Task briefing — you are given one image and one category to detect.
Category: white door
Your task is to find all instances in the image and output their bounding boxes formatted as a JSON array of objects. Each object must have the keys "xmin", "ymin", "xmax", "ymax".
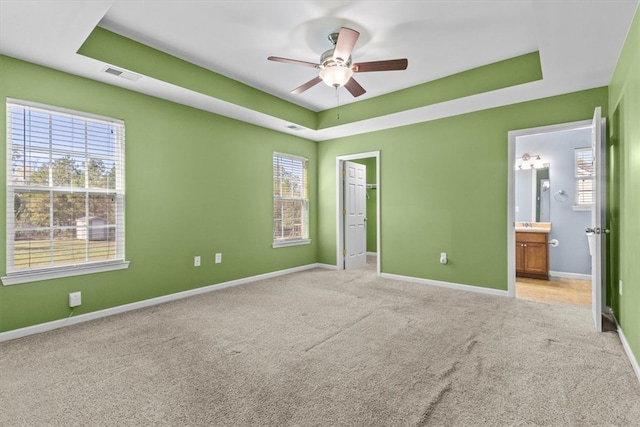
[
  {"xmin": 344, "ymin": 161, "xmax": 367, "ymax": 269},
  {"xmin": 589, "ymin": 106, "xmax": 606, "ymax": 332}
]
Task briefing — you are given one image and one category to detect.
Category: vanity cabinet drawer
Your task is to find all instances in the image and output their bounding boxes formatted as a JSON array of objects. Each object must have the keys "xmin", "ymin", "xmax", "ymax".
[{"xmin": 516, "ymin": 232, "xmax": 547, "ymax": 243}]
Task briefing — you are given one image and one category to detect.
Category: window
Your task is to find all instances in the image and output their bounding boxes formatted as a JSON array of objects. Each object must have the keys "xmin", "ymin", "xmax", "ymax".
[
  {"xmin": 3, "ymin": 100, "xmax": 127, "ymax": 285},
  {"xmin": 575, "ymin": 147, "xmax": 594, "ymax": 209},
  {"xmin": 273, "ymin": 152, "xmax": 309, "ymax": 247}
]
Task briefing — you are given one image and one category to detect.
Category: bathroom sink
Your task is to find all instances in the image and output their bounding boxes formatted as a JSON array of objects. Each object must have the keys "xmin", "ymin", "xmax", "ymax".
[
  {"xmin": 515, "ymin": 227, "xmax": 549, "ymax": 233},
  {"xmin": 515, "ymin": 222, "xmax": 551, "ymax": 233}
]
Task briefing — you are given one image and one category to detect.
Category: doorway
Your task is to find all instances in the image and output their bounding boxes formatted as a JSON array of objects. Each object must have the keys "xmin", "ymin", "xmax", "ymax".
[
  {"xmin": 336, "ymin": 151, "xmax": 381, "ymax": 275},
  {"xmin": 508, "ymin": 112, "xmax": 606, "ymax": 331}
]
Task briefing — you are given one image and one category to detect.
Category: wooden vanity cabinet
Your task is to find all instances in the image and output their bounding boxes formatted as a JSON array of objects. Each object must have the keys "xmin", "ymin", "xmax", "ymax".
[{"xmin": 516, "ymin": 232, "xmax": 549, "ymax": 280}]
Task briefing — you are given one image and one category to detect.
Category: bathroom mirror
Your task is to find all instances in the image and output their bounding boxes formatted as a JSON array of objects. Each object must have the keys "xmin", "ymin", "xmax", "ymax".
[{"xmin": 515, "ymin": 166, "xmax": 550, "ymax": 223}]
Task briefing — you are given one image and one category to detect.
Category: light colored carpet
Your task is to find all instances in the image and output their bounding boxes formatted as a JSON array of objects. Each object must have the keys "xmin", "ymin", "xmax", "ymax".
[{"xmin": 1, "ymin": 262, "xmax": 639, "ymax": 426}]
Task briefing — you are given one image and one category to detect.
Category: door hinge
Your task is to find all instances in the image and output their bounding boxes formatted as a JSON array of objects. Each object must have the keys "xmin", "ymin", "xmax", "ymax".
[
  {"xmin": 342, "ymin": 209, "xmax": 346, "ymax": 216},
  {"xmin": 342, "ymin": 169, "xmax": 346, "ymax": 176},
  {"xmin": 343, "ymin": 249, "xmax": 347, "ymax": 255}
]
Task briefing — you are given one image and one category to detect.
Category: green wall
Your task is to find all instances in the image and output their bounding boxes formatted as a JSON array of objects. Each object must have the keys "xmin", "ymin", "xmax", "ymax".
[
  {"xmin": 78, "ymin": 27, "xmax": 317, "ymax": 130},
  {"xmin": 317, "ymin": 51, "xmax": 543, "ymax": 129},
  {"xmin": 608, "ymin": 6, "xmax": 640, "ymax": 372},
  {"xmin": 79, "ymin": 28, "xmax": 541, "ymax": 132},
  {"xmin": 0, "ymin": 55, "xmax": 317, "ymax": 332},
  {"xmin": 318, "ymin": 88, "xmax": 608, "ymax": 290}
]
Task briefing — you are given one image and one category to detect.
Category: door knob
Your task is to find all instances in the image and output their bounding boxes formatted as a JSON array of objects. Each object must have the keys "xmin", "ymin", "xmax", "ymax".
[{"xmin": 585, "ymin": 227, "xmax": 611, "ymax": 234}]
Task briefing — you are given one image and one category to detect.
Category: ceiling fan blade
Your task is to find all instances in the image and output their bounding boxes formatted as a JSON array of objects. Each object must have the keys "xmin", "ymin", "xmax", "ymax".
[
  {"xmin": 291, "ymin": 76, "xmax": 323, "ymax": 94},
  {"xmin": 333, "ymin": 27, "xmax": 360, "ymax": 63},
  {"xmin": 352, "ymin": 59, "xmax": 408, "ymax": 73},
  {"xmin": 344, "ymin": 77, "xmax": 366, "ymax": 97},
  {"xmin": 268, "ymin": 56, "xmax": 320, "ymax": 68}
]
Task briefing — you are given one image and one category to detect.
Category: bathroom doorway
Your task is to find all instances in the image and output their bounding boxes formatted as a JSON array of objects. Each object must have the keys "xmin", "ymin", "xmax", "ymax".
[
  {"xmin": 508, "ymin": 110, "xmax": 607, "ymax": 331},
  {"xmin": 336, "ymin": 151, "xmax": 380, "ymax": 274},
  {"xmin": 514, "ymin": 125, "xmax": 592, "ymax": 306}
]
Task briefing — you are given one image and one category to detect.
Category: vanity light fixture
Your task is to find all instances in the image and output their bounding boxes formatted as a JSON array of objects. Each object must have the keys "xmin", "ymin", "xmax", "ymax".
[
  {"xmin": 533, "ymin": 155, "xmax": 544, "ymax": 169},
  {"xmin": 517, "ymin": 153, "xmax": 544, "ymax": 170}
]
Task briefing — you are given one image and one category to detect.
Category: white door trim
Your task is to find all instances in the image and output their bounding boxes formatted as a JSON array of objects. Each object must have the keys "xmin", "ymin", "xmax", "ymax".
[
  {"xmin": 336, "ymin": 151, "xmax": 381, "ymax": 275},
  {"xmin": 507, "ymin": 119, "xmax": 593, "ymax": 298}
]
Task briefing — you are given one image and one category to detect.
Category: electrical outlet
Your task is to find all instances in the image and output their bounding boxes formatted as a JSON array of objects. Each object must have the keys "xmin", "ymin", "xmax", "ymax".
[
  {"xmin": 194, "ymin": 256, "xmax": 201, "ymax": 267},
  {"xmin": 619, "ymin": 279, "xmax": 623, "ymax": 296},
  {"xmin": 215, "ymin": 253, "xmax": 222, "ymax": 264},
  {"xmin": 440, "ymin": 252, "xmax": 448, "ymax": 265},
  {"xmin": 69, "ymin": 292, "xmax": 82, "ymax": 308}
]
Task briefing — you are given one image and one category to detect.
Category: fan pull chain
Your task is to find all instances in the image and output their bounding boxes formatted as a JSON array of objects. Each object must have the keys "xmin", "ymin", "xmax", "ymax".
[{"xmin": 335, "ymin": 87, "xmax": 340, "ymax": 120}]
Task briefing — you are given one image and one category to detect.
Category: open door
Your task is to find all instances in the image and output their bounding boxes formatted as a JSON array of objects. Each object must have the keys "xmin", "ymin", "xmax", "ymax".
[
  {"xmin": 344, "ymin": 161, "xmax": 367, "ymax": 269},
  {"xmin": 588, "ymin": 107, "xmax": 606, "ymax": 332}
]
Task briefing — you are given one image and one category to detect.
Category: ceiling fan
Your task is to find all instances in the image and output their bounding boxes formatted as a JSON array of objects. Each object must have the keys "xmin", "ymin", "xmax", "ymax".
[{"xmin": 268, "ymin": 27, "xmax": 408, "ymax": 97}]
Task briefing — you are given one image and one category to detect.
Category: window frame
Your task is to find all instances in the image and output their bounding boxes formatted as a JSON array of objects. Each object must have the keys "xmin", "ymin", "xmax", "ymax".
[
  {"xmin": 2, "ymin": 99, "xmax": 128, "ymax": 286},
  {"xmin": 272, "ymin": 152, "xmax": 310, "ymax": 248}
]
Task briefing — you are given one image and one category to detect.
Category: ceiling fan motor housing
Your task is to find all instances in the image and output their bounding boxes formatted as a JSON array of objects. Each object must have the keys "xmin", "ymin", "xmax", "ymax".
[
  {"xmin": 320, "ymin": 48, "xmax": 352, "ymax": 69},
  {"xmin": 319, "ymin": 48, "xmax": 354, "ymax": 87}
]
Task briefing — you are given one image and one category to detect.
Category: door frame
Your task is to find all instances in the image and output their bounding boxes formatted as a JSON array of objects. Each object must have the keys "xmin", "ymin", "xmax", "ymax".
[
  {"xmin": 336, "ymin": 151, "xmax": 381, "ymax": 275},
  {"xmin": 591, "ymin": 106, "xmax": 607, "ymax": 332},
  {"xmin": 507, "ymin": 119, "xmax": 605, "ymax": 304}
]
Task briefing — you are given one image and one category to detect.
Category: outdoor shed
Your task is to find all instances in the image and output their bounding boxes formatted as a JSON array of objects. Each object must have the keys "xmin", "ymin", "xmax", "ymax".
[{"xmin": 76, "ymin": 216, "xmax": 107, "ymax": 241}]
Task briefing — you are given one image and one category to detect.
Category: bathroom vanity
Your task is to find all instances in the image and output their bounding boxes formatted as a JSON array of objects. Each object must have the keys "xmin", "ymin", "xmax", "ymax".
[{"xmin": 515, "ymin": 223, "xmax": 551, "ymax": 280}]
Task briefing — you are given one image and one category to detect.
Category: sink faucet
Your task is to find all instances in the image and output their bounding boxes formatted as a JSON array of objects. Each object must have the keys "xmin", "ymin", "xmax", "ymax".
[{"xmin": 523, "ymin": 222, "xmax": 532, "ymax": 227}]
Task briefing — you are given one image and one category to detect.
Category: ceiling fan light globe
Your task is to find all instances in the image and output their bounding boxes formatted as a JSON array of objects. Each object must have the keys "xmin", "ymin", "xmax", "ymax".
[{"xmin": 319, "ymin": 66, "xmax": 353, "ymax": 88}]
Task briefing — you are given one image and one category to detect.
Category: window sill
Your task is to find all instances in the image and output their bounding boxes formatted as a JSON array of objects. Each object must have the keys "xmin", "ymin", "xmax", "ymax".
[
  {"xmin": 572, "ymin": 204, "xmax": 593, "ymax": 211},
  {"xmin": 272, "ymin": 239, "xmax": 311, "ymax": 248},
  {"xmin": 1, "ymin": 261, "xmax": 130, "ymax": 286}
]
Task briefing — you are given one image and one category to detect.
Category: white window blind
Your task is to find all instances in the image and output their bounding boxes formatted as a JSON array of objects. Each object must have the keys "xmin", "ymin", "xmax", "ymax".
[
  {"xmin": 575, "ymin": 148, "xmax": 594, "ymax": 206},
  {"xmin": 273, "ymin": 152, "xmax": 309, "ymax": 246},
  {"xmin": 5, "ymin": 100, "xmax": 125, "ymax": 278}
]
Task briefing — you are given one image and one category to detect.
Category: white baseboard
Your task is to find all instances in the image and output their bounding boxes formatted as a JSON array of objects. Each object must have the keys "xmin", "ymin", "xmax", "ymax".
[
  {"xmin": 610, "ymin": 312, "xmax": 640, "ymax": 384},
  {"xmin": 316, "ymin": 263, "xmax": 340, "ymax": 270},
  {"xmin": 0, "ymin": 263, "xmax": 323, "ymax": 343},
  {"xmin": 549, "ymin": 271, "xmax": 591, "ymax": 280},
  {"xmin": 379, "ymin": 273, "xmax": 509, "ymax": 298},
  {"xmin": 618, "ymin": 326, "xmax": 640, "ymax": 383}
]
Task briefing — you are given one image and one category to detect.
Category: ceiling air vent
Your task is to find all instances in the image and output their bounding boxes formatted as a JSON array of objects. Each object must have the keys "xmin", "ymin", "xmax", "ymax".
[
  {"xmin": 285, "ymin": 125, "xmax": 305, "ymax": 131},
  {"xmin": 104, "ymin": 67, "xmax": 123, "ymax": 77},
  {"xmin": 102, "ymin": 66, "xmax": 141, "ymax": 82}
]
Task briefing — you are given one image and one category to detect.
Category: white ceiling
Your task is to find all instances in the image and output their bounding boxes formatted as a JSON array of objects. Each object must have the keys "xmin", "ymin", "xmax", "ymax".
[{"xmin": 0, "ymin": 0, "xmax": 637, "ymax": 141}]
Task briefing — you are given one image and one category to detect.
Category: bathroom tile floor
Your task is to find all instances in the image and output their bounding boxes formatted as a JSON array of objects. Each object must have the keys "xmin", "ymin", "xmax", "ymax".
[{"xmin": 516, "ymin": 276, "xmax": 591, "ymax": 307}]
